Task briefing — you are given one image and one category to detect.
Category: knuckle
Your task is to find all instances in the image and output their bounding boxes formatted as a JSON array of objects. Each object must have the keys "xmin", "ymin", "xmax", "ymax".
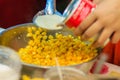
[
  {"xmin": 98, "ymin": 18, "xmax": 105, "ymax": 25},
  {"xmin": 96, "ymin": 40, "xmax": 103, "ymax": 46},
  {"xmin": 83, "ymin": 32, "xmax": 91, "ymax": 39},
  {"xmin": 79, "ymin": 25, "xmax": 86, "ymax": 31}
]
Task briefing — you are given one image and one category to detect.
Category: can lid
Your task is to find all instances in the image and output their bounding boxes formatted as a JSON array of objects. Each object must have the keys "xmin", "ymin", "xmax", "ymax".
[{"xmin": 65, "ymin": 0, "xmax": 96, "ymax": 28}]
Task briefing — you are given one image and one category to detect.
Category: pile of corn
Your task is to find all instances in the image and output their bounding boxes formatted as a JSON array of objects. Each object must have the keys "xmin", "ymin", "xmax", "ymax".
[{"xmin": 18, "ymin": 26, "xmax": 98, "ymax": 66}]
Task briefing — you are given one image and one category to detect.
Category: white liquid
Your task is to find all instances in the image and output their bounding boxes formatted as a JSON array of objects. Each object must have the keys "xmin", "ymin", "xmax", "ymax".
[
  {"xmin": 0, "ymin": 64, "xmax": 20, "ymax": 80},
  {"xmin": 34, "ymin": 14, "xmax": 65, "ymax": 30}
]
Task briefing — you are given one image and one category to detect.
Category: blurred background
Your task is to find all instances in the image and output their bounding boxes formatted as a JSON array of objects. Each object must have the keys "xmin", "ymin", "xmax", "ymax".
[{"xmin": 0, "ymin": 0, "xmax": 71, "ymax": 28}]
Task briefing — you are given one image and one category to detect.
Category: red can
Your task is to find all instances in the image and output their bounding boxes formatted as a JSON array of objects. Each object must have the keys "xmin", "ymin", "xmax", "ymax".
[{"xmin": 63, "ymin": 0, "xmax": 96, "ymax": 28}]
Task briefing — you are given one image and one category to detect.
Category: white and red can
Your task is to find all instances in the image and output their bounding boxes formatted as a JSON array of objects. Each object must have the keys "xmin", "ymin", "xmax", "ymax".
[{"xmin": 63, "ymin": 0, "xmax": 96, "ymax": 28}]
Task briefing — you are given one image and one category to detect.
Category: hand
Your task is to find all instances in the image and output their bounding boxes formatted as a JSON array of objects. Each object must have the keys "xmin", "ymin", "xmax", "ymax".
[
  {"xmin": 92, "ymin": 0, "xmax": 103, "ymax": 4},
  {"xmin": 74, "ymin": 0, "xmax": 120, "ymax": 47}
]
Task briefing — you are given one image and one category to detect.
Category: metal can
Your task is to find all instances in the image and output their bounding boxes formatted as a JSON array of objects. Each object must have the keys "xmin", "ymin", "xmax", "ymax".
[{"xmin": 63, "ymin": 0, "xmax": 96, "ymax": 28}]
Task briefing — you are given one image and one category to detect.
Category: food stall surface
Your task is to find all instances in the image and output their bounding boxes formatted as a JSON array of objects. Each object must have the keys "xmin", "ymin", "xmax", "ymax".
[{"xmin": 21, "ymin": 62, "xmax": 120, "ymax": 80}]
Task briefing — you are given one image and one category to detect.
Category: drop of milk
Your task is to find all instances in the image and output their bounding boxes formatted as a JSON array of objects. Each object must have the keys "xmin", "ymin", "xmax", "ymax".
[
  {"xmin": 0, "ymin": 64, "xmax": 20, "ymax": 80},
  {"xmin": 34, "ymin": 14, "xmax": 65, "ymax": 30}
]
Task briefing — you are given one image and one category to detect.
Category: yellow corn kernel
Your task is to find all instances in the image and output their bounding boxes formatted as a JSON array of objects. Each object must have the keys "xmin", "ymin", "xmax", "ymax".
[
  {"xmin": 31, "ymin": 27, "xmax": 37, "ymax": 31},
  {"xmin": 22, "ymin": 75, "xmax": 45, "ymax": 80},
  {"xmin": 22, "ymin": 75, "xmax": 30, "ymax": 80},
  {"xmin": 27, "ymin": 33, "xmax": 33, "ymax": 37}
]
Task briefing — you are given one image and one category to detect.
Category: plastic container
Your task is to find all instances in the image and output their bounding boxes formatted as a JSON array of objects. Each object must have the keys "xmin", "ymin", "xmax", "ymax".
[
  {"xmin": 0, "ymin": 46, "xmax": 22, "ymax": 80},
  {"xmin": 44, "ymin": 67, "xmax": 88, "ymax": 80}
]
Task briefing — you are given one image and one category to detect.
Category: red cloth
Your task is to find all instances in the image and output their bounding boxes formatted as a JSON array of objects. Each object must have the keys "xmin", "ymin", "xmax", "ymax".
[
  {"xmin": 102, "ymin": 41, "xmax": 120, "ymax": 66},
  {"xmin": 0, "ymin": 0, "xmax": 45, "ymax": 28},
  {"xmin": 114, "ymin": 41, "xmax": 120, "ymax": 65}
]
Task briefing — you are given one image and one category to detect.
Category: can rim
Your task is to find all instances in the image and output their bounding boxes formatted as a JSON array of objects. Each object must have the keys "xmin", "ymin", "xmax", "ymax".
[{"xmin": 63, "ymin": 0, "xmax": 81, "ymax": 23}]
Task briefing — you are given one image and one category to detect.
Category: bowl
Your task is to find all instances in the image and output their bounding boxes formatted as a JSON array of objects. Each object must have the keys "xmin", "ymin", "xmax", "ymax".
[{"xmin": 0, "ymin": 23, "xmax": 99, "ymax": 78}]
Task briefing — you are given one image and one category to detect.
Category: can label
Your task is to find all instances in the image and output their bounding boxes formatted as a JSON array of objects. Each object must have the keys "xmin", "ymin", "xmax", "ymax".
[{"xmin": 65, "ymin": 0, "xmax": 96, "ymax": 28}]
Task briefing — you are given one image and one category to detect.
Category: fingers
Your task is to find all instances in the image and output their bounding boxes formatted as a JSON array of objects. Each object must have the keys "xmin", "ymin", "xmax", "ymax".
[
  {"xmin": 81, "ymin": 21, "xmax": 103, "ymax": 40},
  {"xmin": 93, "ymin": 0, "xmax": 103, "ymax": 4},
  {"xmin": 92, "ymin": 28, "xmax": 113, "ymax": 47},
  {"xmin": 74, "ymin": 12, "xmax": 96, "ymax": 36},
  {"xmin": 111, "ymin": 31, "xmax": 120, "ymax": 43}
]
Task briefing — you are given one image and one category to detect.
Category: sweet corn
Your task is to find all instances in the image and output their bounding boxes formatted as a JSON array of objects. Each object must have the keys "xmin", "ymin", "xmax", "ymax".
[
  {"xmin": 18, "ymin": 26, "xmax": 98, "ymax": 66},
  {"xmin": 22, "ymin": 75, "xmax": 44, "ymax": 80}
]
